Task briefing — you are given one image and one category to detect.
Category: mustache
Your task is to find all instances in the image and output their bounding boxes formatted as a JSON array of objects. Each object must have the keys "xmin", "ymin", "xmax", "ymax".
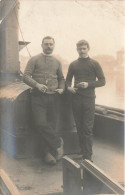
[{"xmin": 46, "ymin": 48, "xmax": 52, "ymax": 50}]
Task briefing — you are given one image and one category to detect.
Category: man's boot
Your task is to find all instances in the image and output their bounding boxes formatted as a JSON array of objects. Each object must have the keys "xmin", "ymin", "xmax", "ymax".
[
  {"xmin": 44, "ymin": 153, "xmax": 56, "ymax": 165},
  {"xmin": 56, "ymin": 137, "xmax": 64, "ymax": 160}
]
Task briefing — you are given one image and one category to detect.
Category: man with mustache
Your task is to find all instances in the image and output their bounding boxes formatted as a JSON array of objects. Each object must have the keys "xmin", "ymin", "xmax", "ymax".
[
  {"xmin": 66, "ymin": 40, "xmax": 106, "ymax": 162},
  {"xmin": 23, "ymin": 36, "xmax": 65, "ymax": 165}
]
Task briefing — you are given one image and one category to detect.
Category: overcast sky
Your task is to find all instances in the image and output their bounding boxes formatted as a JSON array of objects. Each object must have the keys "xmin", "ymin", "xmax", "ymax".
[{"xmin": 19, "ymin": 0, "xmax": 125, "ymax": 62}]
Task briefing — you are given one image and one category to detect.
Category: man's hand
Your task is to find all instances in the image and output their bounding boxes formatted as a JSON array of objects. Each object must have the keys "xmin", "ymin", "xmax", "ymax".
[
  {"xmin": 67, "ymin": 87, "xmax": 77, "ymax": 94},
  {"xmin": 36, "ymin": 83, "xmax": 48, "ymax": 93},
  {"xmin": 55, "ymin": 89, "xmax": 64, "ymax": 94},
  {"xmin": 77, "ymin": 82, "xmax": 88, "ymax": 89}
]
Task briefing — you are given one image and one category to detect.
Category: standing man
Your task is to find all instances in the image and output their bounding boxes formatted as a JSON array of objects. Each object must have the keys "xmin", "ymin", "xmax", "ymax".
[
  {"xmin": 66, "ymin": 40, "xmax": 106, "ymax": 161},
  {"xmin": 23, "ymin": 36, "xmax": 65, "ymax": 165}
]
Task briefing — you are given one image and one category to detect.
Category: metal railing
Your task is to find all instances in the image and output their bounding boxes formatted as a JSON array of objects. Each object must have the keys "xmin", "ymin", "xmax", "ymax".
[{"xmin": 62, "ymin": 156, "xmax": 125, "ymax": 195}]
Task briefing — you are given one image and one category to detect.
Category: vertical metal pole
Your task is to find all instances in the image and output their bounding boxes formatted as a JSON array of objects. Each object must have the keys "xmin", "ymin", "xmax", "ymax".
[
  {"xmin": 0, "ymin": 0, "xmax": 19, "ymax": 74},
  {"xmin": 63, "ymin": 156, "xmax": 82, "ymax": 195}
]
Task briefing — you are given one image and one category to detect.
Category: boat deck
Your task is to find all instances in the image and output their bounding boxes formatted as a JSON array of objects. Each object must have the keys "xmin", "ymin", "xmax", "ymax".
[{"xmin": 0, "ymin": 138, "xmax": 124, "ymax": 195}]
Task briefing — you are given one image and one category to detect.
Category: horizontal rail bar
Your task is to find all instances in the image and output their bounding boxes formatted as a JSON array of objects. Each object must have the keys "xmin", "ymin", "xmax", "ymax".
[
  {"xmin": 81, "ymin": 160, "xmax": 124, "ymax": 195},
  {"xmin": 0, "ymin": 169, "xmax": 20, "ymax": 195}
]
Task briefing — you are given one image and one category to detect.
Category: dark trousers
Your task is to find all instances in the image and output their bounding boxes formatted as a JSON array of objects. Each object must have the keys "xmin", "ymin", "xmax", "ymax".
[
  {"xmin": 72, "ymin": 94, "xmax": 95, "ymax": 159},
  {"xmin": 31, "ymin": 91, "xmax": 60, "ymax": 156}
]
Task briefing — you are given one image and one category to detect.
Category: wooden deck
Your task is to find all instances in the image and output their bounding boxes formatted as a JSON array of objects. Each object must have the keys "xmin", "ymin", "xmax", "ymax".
[{"xmin": 0, "ymin": 138, "xmax": 124, "ymax": 195}]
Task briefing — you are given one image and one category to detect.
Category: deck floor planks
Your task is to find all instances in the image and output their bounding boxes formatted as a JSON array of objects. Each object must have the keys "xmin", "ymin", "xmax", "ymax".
[{"xmin": 0, "ymin": 137, "xmax": 124, "ymax": 194}]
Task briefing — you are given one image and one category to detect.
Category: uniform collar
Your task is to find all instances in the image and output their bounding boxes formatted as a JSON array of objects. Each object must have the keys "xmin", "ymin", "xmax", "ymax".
[
  {"xmin": 78, "ymin": 56, "xmax": 89, "ymax": 59},
  {"xmin": 42, "ymin": 52, "xmax": 53, "ymax": 56}
]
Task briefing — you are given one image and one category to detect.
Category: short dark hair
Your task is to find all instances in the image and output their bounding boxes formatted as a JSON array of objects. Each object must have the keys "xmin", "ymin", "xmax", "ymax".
[
  {"xmin": 76, "ymin": 40, "xmax": 90, "ymax": 49},
  {"xmin": 42, "ymin": 36, "xmax": 55, "ymax": 44}
]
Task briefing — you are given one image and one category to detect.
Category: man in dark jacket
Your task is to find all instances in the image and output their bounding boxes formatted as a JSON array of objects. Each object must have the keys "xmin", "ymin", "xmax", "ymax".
[
  {"xmin": 66, "ymin": 40, "xmax": 106, "ymax": 161},
  {"xmin": 23, "ymin": 36, "xmax": 65, "ymax": 165}
]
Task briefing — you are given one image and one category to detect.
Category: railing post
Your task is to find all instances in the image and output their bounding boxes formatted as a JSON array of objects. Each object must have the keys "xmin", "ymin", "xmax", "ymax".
[{"xmin": 62, "ymin": 156, "xmax": 82, "ymax": 195}]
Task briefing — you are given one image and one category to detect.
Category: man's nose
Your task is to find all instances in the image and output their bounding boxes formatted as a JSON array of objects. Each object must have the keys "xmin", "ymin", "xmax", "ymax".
[
  {"xmin": 47, "ymin": 44, "xmax": 52, "ymax": 47},
  {"xmin": 46, "ymin": 46, "xmax": 51, "ymax": 49}
]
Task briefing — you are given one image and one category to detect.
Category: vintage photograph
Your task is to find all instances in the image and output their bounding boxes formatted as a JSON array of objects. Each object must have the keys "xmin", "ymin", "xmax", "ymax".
[{"xmin": 0, "ymin": 0, "xmax": 124, "ymax": 194}]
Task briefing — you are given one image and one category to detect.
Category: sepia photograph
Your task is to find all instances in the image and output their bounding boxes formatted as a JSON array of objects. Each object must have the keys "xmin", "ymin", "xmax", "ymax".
[{"xmin": 0, "ymin": 0, "xmax": 125, "ymax": 194}]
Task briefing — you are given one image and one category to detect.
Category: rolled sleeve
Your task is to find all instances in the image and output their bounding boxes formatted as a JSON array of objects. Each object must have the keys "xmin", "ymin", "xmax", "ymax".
[
  {"xmin": 23, "ymin": 58, "xmax": 38, "ymax": 88},
  {"xmin": 88, "ymin": 62, "xmax": 106, "ymax": 88},
  {"xmin": 57, "ymin": 62, "xmax": 65, "ymax": 90}
]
